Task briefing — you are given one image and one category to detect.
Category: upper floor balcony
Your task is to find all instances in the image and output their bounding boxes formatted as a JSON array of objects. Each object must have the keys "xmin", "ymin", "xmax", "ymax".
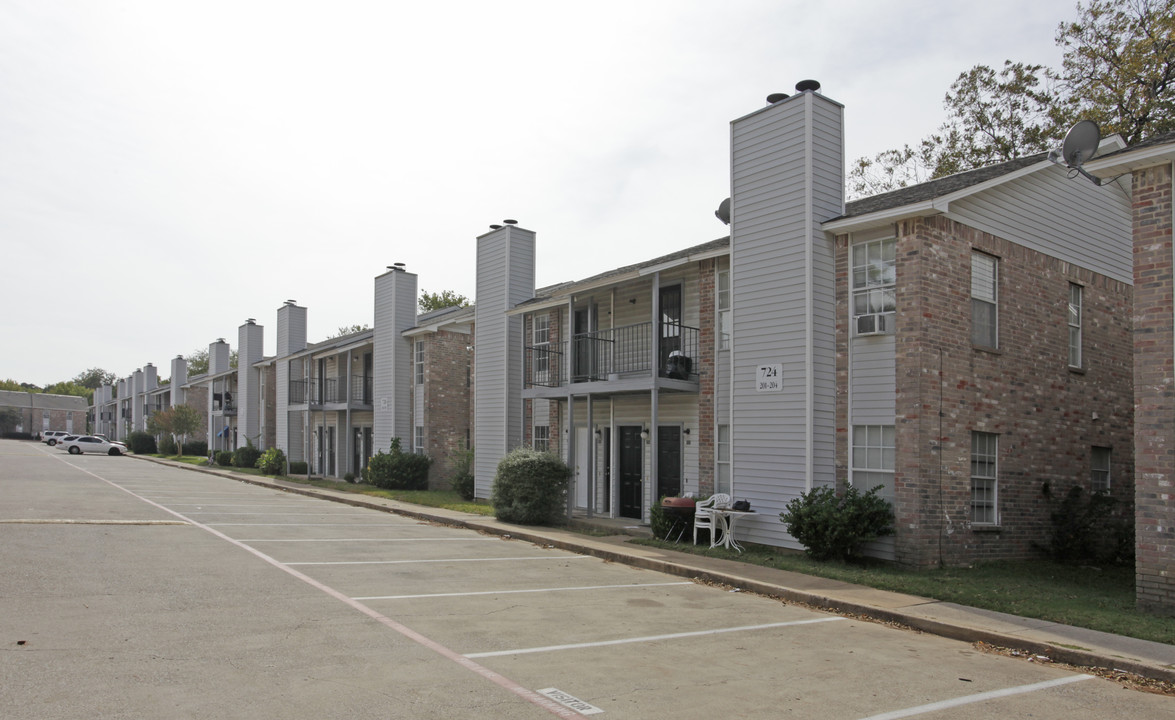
[
  {"xmin": 524, "ymin": 321, "xmax": 699, "ymax": 397},
  {"xmin": 289, "ymin": 375, "xmax": 373, "ymax": 408}
]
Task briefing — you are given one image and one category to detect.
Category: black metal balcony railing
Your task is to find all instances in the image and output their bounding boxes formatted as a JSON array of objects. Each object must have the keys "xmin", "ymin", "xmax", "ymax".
[
  {"xmin": 524, "ymin": 321, "xmax": 699, "ymax": 388},
  {"xmin": 351, "ymin": 375, "xmax": 373, "ymax": 404},
  {"xmin": 290, "ymin": 377, "xmax": 371, "ymax": 405}
]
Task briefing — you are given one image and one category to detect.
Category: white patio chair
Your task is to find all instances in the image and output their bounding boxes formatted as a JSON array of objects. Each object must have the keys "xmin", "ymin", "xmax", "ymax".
[{"xmin": 693, "ymin": 493, "xmax": 732, "ymax": 547}]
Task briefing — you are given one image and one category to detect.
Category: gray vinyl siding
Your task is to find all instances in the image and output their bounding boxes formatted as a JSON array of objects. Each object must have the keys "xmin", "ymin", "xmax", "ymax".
[
  {"xmin": 275, "ymin": 304, "xmax": 307, "ymax": 458},
  {"xmin": 946, "ymin": 166, "xmax": 1132, "ymax": 283},
  {"xmin": 373, "ymin": 270, "xmax": 417, "ymax": 454},
  {"xmin": 850, "ymin": 335, "xmax": 896, "ymax": 424},
  {"xmin": 237, "ymin": 322, "xmax": 263, "ymax": 448},
  {"xmin": 474, "ymin": 226, "xmax": 535, "ymax": 497},
  {"xmin": 729, "ymin": 90, "xmax": 843, "ymax": 551}
]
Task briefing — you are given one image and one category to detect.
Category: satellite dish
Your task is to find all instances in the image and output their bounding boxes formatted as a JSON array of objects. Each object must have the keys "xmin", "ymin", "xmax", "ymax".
[
  {"xmin": 715, "ymin": 197, "xmax": 731, "ymax": 225},
  {"xmin": 1062, "ymin": 120, "xmax": 1100, "ymax": 167},
  {"xmin": 1057, "ymin": 120, "xmax": 1106, "ymax": 187}
]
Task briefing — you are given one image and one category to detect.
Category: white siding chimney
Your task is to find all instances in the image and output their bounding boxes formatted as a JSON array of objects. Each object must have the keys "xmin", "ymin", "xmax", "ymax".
[
  {"xmin": 373, "ymin": 267, "xmax": 418, "ymax": 452},
  {"xmin": 237, "ymin": 319, "xmax": 264, "ymax": 448},
  {"xmin": 276, "ymin": 301, "xmax": 307, "ymax": 460},
  {"xmin": 728, "ymin": 85, "xmax": 844, "ymax": 548},
  {"xmin": 473, "ymin": 224, "xmax": 535, "ymax": 497}
]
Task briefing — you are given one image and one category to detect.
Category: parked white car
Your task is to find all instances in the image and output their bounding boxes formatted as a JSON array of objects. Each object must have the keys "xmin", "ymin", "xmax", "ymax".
[
  {"xmin": 42, "ymin": 430, "xmax": 71, "ymax": 446},
  {"xmin": 62, "ymin": 435, "xmax": 128, "ymax": 456}
]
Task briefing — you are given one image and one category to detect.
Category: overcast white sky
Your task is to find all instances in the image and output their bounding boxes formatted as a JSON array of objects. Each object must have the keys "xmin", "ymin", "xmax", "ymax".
[{"xmin": 2, "ymin": 0, "xmax": 1082, "ymax": 386}]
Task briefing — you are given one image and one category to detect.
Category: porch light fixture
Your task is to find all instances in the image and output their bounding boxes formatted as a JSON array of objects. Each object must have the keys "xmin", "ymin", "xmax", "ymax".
[
  {"xmin": 683, "ymin": 427, "xmax": 690, "ymax": 435},
  {"xmin": 640, "ymin": 427, "xmax": 649, "ymax": 441}
]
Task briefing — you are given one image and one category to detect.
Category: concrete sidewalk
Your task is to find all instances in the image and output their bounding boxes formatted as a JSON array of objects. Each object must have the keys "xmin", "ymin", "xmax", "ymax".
[{"xmin": 135, "ymin": 456, "xmax": 1175, "ymax": 684}]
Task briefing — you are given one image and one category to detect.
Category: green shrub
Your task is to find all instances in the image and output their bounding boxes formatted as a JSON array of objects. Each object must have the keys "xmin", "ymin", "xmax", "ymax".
[
  {"xmin": 214, "ymin": 450, "xmax": 233, "ymax": 466},
  {"xmin": 126, "ymin": 431, "xmax": 157, "ymax": 454},
  {"xmin": 343, "ymin": 472, "xmax": 356, "ymax": 483},
  {"xmin": 449, "ymin": 446, "xmax": 475, "ymax": 500},
  {"xmin": 289, "ymin": 461, "xmax": 309, "ymax": 475},
  {"xmin": 780, "ymin": 484, "xmax": 894, "ymax": 562},
  {"xmin": 158, "ymin": 435, "xmax": 178, "ymax": 455},
  {"xmin": 232, "ymin": 443, "xmax": 263, "ymax": 469},
  {"xmin": 363, "ymin": 437, "xmax": 432, "ymax": 490},
  {"xmin": 2, "ymin": 431, "xmax": 34, "ymax": 440},
  {"xmin": 182, "ymin": 440, "xmax": 207, "ymax": 457},
  {"xmin": 1045, "ymin": 485, "xmax": 1134, "ymax": 565},
  {"xmin": 491, "ymin": 447, "xmax": 571, "ymax": 525},
  {"xmin": 255, "ymin": 448, "xmax": 286, "ymax": 475}
]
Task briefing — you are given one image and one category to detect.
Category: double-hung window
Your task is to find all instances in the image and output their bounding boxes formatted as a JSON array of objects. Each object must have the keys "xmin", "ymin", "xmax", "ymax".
[
  {"xmin": 851, "ymin": 238, "xmax": 896, "ymax": 335},
  {"xmin": 533, "ymin": 314, "xmax": 550, "ymax": 382},
  {"xmin": 414, "ymin": 341, "xmax": 424, "ymax": 385},
  {"xmin": 970, "ymin": 432, "xmax": 998, "ymax": 524},
  {"xmin": 715, "ymin": 424, "xmax": 731, "ymax": 494},
  {"xmin": 852, "ymin": 425, "xmax": 895, "ymax": 502},
  {"xmin": 717, "ymin": 270, "xmax": 731, "ymax": 350},
  {"xmin": 971, "ymin": 253, "xmax": 998, "ymax": 348},
  {"xmin": 533, "ymin": 425, "xmax": 550, "ymax": 452},
  {"xmin": 1091, "ymin": 446, "xmax": 1111, "ymax": 493},
  {"xmin": 1068, "ymin": 283, "xmax": 1083, "ymax": 368}
]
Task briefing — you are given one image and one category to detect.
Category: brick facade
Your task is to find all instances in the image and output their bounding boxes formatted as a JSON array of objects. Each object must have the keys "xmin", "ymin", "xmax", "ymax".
[
  {"xmin": 697, "ymin": 259, "xmax": 717, "ymax": 495},
  {"xmin": 1131, "ymin": 163, "xmax": 1175, "ymax": 614},
  {"xmin": 838, "ymin": 217, "xmax": 1134, "ymax": 567},
  {"xmin": 415, "ymin": 330, "xmax": 472, "ymax": 489}
]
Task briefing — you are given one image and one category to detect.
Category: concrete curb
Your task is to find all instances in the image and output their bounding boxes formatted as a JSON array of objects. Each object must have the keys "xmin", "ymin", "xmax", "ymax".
[{"xmin": 129, "ymin": 455, "xmax": 1175, "ymax": 683}]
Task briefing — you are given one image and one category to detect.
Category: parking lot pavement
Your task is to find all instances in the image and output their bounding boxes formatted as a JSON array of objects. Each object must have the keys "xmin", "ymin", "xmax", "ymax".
[{"xmin": 4, "ymin": 441, "xmax": 1173, "ymax": 719}]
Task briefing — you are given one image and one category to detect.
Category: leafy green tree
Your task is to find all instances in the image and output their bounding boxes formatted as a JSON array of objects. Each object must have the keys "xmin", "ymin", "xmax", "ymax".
[
  {"xmin": 186, "ymin": 349, "xmax": 209, "ymax": 376},
  {"xmin": 43, "ymin": 380, "xmax": 92, "ymax": 403},
  {"xmin": 1056, "ymin": 0, "xmax": 1175, "ymax": 145},
  {"xmin": 0, "ymin": 407, "xmax": 22, "ymax": 433},
  {"xmin": 0, "ymin": 379, "xmax": 34, "ymax": 392},
  {"xmin": 72, "ymin": 368, "xmax": 116, "ymax": 390},
  {"xmin": 147, "ymin": 404, "xmax": 203, "ymax": 456},
  {"xmin": 419, "ymin": 289, "xmax": 470, "ymax": 313},
  {"xmin": 850, "ymin": 0, "xmax": 1175, "ymax": 197},
  {"xmin": 329, "ymin": 324, "xmax": 371, "ymax": 339}
]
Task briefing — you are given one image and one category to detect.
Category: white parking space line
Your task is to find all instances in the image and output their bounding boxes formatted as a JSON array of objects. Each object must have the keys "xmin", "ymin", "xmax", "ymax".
[
  {"xmin": 181, "ymin": 511, "xmax": 377, "ymax": 515},
  {"xmin": 355, "ymin": 581, "xmax": 693, "ymax": 601},
  {"xmin": 207, "ymin": 523, "xmax": 412, "ymax": 527},
  {"xmin": 856, "ymin": 675, "xmax": 1094, "ymax": 720},
  {"xmin": 56, "ymin": 457, "xmax": 587, "ymax": 719},
  {"xmin": 465, "ymin": 617, "xmax": 845, "ymax": 658},
  {"xmin": 239, "ymin": 537, "xmax": 498, "ymax": 543},
  {"xmin": 285, "ymin": 555, "xmax": 592, "ymax": 566}
]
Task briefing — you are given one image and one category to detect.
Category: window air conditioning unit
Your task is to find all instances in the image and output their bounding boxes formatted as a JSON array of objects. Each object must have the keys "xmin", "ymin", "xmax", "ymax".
[{"xmin": 855, "ymin": 313, "xmax": 893, "ymax": 336}]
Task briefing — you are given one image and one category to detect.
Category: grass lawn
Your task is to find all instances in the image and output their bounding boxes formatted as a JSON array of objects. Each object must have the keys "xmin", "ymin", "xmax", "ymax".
[
  {"xmin": 633, "ymin": 537, "xmax": 1174, "ymax": 646},
  {"xmin": 279, "ymin": 476, "xmax": 494, "ymax": 516}
]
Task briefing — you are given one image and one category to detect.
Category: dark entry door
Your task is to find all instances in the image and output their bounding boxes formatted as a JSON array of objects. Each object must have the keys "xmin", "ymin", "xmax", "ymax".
[
  {"xmin": 657, "ymin": 426, "xmax": 681, "ymax": 499},
  {"xmin": 573, "ymin": 306, "xmax": 595, "ymax": 381},
  {"xmin": 618, "ymin": 426, "xmax": 643, "ymax": 519}
]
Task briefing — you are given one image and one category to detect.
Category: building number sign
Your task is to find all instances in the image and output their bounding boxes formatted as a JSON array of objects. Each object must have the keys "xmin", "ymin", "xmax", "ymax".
[{"xmin": 756, "ymin": 364, "xmax": 783, "ymax": 392}]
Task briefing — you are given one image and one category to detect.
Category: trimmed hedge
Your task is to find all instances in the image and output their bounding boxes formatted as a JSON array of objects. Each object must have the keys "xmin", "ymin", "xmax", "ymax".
[
  {"xmin": 780, "ymin": 484, "xmax": 894, "ymax": 561},
  {"xmin": 491, "ymin": 447, "xmax": 571, "ymax": 525},
  {"xmin": 126, "ymin": 431, "xmax": 157, "ymax": 454},
  {"xmin": 363, "ymin": 438, "xmax": 431, "ymax": 490},
  {"xmin": 214, "ymin": 450, "xmax": 233, "ymax": 466},
  {"xmin": 182, "ymin": 440, "xmax": 208, "ymax": 457},
  {"xmin": 232, "ymin": 444, "xmax": 263, "ymax": 469},
  {"xmin": 289, "ymin": 461, "xmax": 308, "ymax": 475},
  {"xmin": 158, "ymin": 436, "xmax": 178, "ymax": 456}
]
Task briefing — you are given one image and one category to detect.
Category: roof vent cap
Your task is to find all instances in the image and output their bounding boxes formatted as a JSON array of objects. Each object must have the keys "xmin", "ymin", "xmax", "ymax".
[
  {"xmin": 766, "ymin": 92, "xmax": 789, "ymax": 104},
  {"xmin": 795, "ymin": 79, "xmax": 820, "ymax": 93}
]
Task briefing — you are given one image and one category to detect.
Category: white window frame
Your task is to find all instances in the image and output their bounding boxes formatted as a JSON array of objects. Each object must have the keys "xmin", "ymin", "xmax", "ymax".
[
  {"xmin": 717, "ymin": 270, "xmax": 731, "ymax": 351},
  {"xmin": 851, "ymin": 425, "xmax": 895, "ymax": 502},
  {"xmin": 1068, "ymin": 283, "xmax": 1083, "ymax": 369},
  {"xmin": 971, "ymin": 252, "xmax": 998, "ymax": 348},
  {"xmin": 970, "ymin": 431, "xmax": 998, "ymax": 525},
  {"xmin": 851, "ymin": 238, "xmax": 897, "ymax": 336},
  {"xmin": 715, "ymin": 424, "xmax": 731, "ymax": 494},
  {"xmin": 533, "ymin": 314, "xmax": 550, "ymax": 381},
  {"xmin": 533, "ymin": 424, "xmax": 549, "ymax": 452},
  {"xmin": 414, "ymin": 340, "xmax": 424, "ymax": 385},
  {"xmin": 1091, "ymin": 446, "xmax": 1111, "ymax": 493},
  {"xmin": 414, "ymin": 425, "xmax": 424, "ymax": 455}
]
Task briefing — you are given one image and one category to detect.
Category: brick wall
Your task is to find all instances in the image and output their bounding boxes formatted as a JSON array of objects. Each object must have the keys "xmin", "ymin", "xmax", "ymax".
[
  {"xmin": 1131, "ymin": 163, "xmax": 1175, "ymax": 615},
  {"xmin": 697, "ymin": 259, "xmax": 716, "ymax": 494},
  {"xmin": 839, "ymin": 217, "xmax": 1134, "ymax": 566},
  {"xmin": 420, "ymin": 329, "xmax": 472, "ymax": 489},
  {"xmin": 183, "ymin": 386, "xmax": 209, "ymax": 442}
]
